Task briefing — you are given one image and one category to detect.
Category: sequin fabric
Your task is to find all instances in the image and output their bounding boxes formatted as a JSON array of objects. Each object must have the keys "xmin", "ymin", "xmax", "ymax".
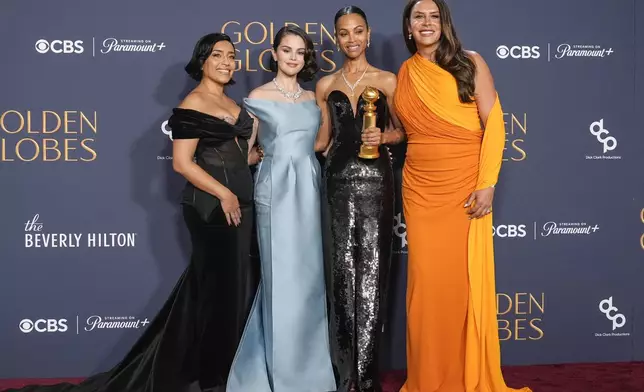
[{"xmin": 322, "ymin": 90, "xmax": 395, "ymax": 392}]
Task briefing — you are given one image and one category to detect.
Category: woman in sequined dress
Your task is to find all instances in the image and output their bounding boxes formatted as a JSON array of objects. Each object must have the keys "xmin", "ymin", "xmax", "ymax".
[{"xmin": 314, "ymin": 6, "xmax": 406, "ymax": 392}]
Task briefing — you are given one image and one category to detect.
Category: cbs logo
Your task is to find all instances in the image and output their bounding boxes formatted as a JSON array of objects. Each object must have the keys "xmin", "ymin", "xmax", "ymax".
[
  {"xmin": 35, "ymin": 39, "xmax": 84, "ymax": 54},
  {"xmin": 19, "ymin": 318, "xmax": 68, "ymax": 333},
  {"xmin": 493, "ymin": 224, "xmax": 527, "ymax": 238},
  {"xmin": 496, "ymin": 45, "xmax": 540, "ymax": 59}
]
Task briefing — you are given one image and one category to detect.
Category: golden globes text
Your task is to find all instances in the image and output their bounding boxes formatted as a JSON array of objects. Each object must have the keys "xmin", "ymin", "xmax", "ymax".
[
  {"xmin": 221, "ymin": 21, "xmax": 337, "ymax": 73},
  {"xmin": 1, "ymin": 109, "xmax": 97, "ymax": 162},
  {"xmin": 497, "ymin": 292, "xmax": 545, "ymax": 341}
]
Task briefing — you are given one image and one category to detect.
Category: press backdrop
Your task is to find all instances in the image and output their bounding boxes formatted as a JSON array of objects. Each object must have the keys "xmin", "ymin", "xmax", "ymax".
[{"xmin": 1, "ymin": 0, "xmax": 643, "ymax": 378}]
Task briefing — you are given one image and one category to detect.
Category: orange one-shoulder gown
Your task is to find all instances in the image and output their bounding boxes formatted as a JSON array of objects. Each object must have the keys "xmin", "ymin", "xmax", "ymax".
[{"xmin": 393, "ymin": 53, "xmax": 531, "ymax": 392}]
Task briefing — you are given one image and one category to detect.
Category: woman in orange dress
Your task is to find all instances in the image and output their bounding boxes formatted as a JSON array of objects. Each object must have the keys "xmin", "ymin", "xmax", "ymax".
[{"xmin": 393, "ymin": 1, "xmax": 532, "ymax": 391}]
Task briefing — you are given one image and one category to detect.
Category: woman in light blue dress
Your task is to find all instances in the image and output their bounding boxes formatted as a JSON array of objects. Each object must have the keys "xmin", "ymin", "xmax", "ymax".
[{"xmin": 226, "ymin": 26, "xmax": 336, "ymax": 392}]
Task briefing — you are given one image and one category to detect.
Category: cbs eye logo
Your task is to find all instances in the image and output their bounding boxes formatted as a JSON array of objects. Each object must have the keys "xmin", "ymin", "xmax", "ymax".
[
  {"xmin": 19, "ymin": 318, "xmax": 68, "ymax": 333},
  {"xmin": 496, "ymin": 45, "xmax": 540, "ymax": 59},
  {"xmin": 35, "ymin": 39, "xmax": 84, "ymax": 54}
]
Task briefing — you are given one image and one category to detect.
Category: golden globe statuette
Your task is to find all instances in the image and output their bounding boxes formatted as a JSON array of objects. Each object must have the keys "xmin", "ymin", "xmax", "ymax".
[{"xmin": 358, "ymin": 86, "xmax": 380, "ymax": 159}]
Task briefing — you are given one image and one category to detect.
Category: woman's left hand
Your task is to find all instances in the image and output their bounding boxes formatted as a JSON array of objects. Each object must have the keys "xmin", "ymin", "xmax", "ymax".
[
  {"xmin": 362, "ymin": 127, "xmax": 382, "ymax": 146},
  {"xmin": 248, "ymin": 145, "xmax": 264, "ymax": 165},
  {"xmin": 465, "ymin": 186, "xmax": 495, "ymax": 219}
]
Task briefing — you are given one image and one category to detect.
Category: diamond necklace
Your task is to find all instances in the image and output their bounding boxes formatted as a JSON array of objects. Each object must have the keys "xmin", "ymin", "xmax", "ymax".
[
  {"xmin": 341, "ymin": 66, "xmax": 369, "ymax": 97},
  {"xmin": 272, "ymin": 78, "xmax": 303, "ymax": 101}
]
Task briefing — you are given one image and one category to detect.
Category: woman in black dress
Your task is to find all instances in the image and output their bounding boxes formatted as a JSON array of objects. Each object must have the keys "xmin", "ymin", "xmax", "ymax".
[
  {"xmin": 4, "ymin": 33, "xmax": 258, "ymax": 392},
  {"xmin": 314, "ymin": 6, "xmax": 406, "ymax": 392}
]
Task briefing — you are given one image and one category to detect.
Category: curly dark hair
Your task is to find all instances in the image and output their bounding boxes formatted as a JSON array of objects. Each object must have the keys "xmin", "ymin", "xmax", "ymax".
[
  {"xmin": 184, "ymin": 33, "xmax": 236, "ymax": 85},
  {"xmin": 269, "ymin": 26, "xmax": 318, "ymax": 82},
  {"xmin": 402, "ymin": 0, "xmax": 476, "ymax": 103}
]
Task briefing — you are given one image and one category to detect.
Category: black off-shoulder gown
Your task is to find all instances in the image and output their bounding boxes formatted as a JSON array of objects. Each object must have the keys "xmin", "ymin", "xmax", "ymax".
[{"xmin": 3, "ymin": 108, "xmax": 258, "ymax": 392}]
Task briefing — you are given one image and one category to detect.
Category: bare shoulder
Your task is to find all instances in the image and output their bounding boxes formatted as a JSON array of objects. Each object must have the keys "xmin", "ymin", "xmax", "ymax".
[
  {"xmin": 177, "ymin": 91, "xmax": 209, "ymax": 112},
  {"xmin": 466, "ymin": 50, "xmax": 491, "ymax": 72},
  {"xmin": 248, "ymin": 82, "xmax": 276, "ymax": 99},
  {"xmin": 379, "ymin": 70, "xmax": 397, "ymax": 83},
  {"xmin": 315, "ymin": 73, "xmax": 337, "ymax": 98},
  {"xmin": 302, "ymin": 89, "xmax": 316, "ymax": 101},
  {"xmin": 376, "ymin": 69, "xmax": 398, "ymax": 96}
]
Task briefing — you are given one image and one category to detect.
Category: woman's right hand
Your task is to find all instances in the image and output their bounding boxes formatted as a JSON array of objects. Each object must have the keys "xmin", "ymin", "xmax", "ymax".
[{"xmin": 220, "ymin": 190, "xmax": 241, "ymax": 226}]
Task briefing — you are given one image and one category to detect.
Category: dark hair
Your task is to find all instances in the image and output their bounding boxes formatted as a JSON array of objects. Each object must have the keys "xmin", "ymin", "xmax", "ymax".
[
  {"xmin": 402, "ymin": 0, "xmax": 476, "ymax": 103},
  {"xmin": 269, "ymin": 26, "xmax": 318, "ymax": 82},
  {"xmin": 184, "ymin": 33, "xmax": 236, "ymax": 85},
  {"xmin": 334, "ymin": 5, "xmax": 369, "ymax": 28}
]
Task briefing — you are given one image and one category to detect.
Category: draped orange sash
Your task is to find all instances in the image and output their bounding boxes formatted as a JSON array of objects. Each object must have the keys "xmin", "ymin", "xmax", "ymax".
[{"xmin": 394, "ymin": 53, "xmax": 531, "ymax": 392}]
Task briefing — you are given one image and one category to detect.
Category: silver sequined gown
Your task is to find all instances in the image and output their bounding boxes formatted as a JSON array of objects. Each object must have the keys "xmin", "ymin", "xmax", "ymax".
[{"xmin": 322, "ymin": 89, "xmax": 394, "ymax": 392}]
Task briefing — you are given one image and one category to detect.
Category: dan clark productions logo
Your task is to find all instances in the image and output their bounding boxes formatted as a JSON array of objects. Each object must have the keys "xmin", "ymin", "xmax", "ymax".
[
  {"xmin": 497, "ymin": 292, "xmax": 544, "ymax": 341},
  {"xmin": 586, "ymin": 119, "xmax": 620, "ymax": 160},
  {"xmin": 19, "ymin": 318, "xmax": 68, "ymax": 333},
  {"xmin": 640, "ymin": 208, "xmax": 644, "ymax": 250},
  {"xmin": 393, "ymin": 212, "xmax": 407, "ymax": 254},
  {"xmin": 0, "ymin": 109, "xmax": 98, "ymax": 162},
  {"xmin": 24, "ymin": 214, "xmax": 138, "ymax": 248},
  {"xmin": 495, "ymin": 43, "xmax": 614, "ymax": 62},
  {"xmin": 596, "ymin": 296, "xmax": 629, "ymax": 337},
  {"xmin": 35, "ymin": 37, "xmax": 166, "ymax": 57},
  {"xmin": 220, "ymin": 21, "xmax": 337, "ymax": 73},
  {"xmin": 157, "ymin": 120, "xmax": 173, "ymax": 161},
  {"xmin": 502, "ymin": 111, "xmax": 527, "ymax": 162}
]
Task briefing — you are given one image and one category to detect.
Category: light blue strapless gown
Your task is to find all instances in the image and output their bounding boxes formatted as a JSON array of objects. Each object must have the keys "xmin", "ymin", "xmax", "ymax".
[{"xmin": 226, "ymin": 98, "xmax": 336, "ymax": 392}]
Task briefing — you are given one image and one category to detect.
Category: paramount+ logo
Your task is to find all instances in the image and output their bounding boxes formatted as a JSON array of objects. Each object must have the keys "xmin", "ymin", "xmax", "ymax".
[
  {"xmin": 35, "ymin": 39, "xmax": 84, "ymax": 54},
  {"xmin": 496, "ymin": 45, "xmax": 540, "ymax": 60},
  {"xmin": 19, "ymin": 318, "xmax": 68, "ymax": 333}
]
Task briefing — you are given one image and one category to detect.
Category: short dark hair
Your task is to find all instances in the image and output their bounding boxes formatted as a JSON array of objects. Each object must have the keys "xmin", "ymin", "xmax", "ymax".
[
  {"xmin": 334, "ymin": 5, "xmax": 369, "ymax": 28},
  {"xmin": 268, "ymin": 26, "xmax": 318, "ymax": 82},
  {"xmin": 184, "ymin": 33, "xmax": 236, "ymax": 85}
]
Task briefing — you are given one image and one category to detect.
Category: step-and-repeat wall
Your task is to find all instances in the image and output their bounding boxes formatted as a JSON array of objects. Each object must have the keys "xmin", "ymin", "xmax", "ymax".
[{"xmin": 1, "ymin": 0, "xmax": 643, "ymax": 378}]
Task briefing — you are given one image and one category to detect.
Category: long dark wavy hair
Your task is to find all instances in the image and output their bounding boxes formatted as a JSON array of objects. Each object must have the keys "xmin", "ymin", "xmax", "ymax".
[
  {"xmin": 402, "ymin": 0, "xmax": 476, "ymax": 103},
  {"xmin": 269, "ymin": 26, "xmax": 319, "ymax": 82}
]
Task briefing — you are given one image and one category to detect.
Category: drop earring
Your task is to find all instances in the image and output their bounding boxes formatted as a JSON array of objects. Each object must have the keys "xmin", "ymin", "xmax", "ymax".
[
  {"xmin": 408, "ymin": 33, "xmax": 412, "ymax": 39},
  {"xmin": 367, "ymin": 39, "xmax": 370, "ymax": 48}
]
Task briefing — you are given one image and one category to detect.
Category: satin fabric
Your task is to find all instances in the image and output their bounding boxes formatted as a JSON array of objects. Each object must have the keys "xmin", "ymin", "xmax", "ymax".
[{"xmin": 226, "ymin": 99, "xmax": 336, "ymax": 392}]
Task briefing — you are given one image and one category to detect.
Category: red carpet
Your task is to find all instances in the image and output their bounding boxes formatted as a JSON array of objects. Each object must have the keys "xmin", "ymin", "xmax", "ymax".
[{"xmin": 1, "ymin": 362, "xmax": 642, "ymax": 391}]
